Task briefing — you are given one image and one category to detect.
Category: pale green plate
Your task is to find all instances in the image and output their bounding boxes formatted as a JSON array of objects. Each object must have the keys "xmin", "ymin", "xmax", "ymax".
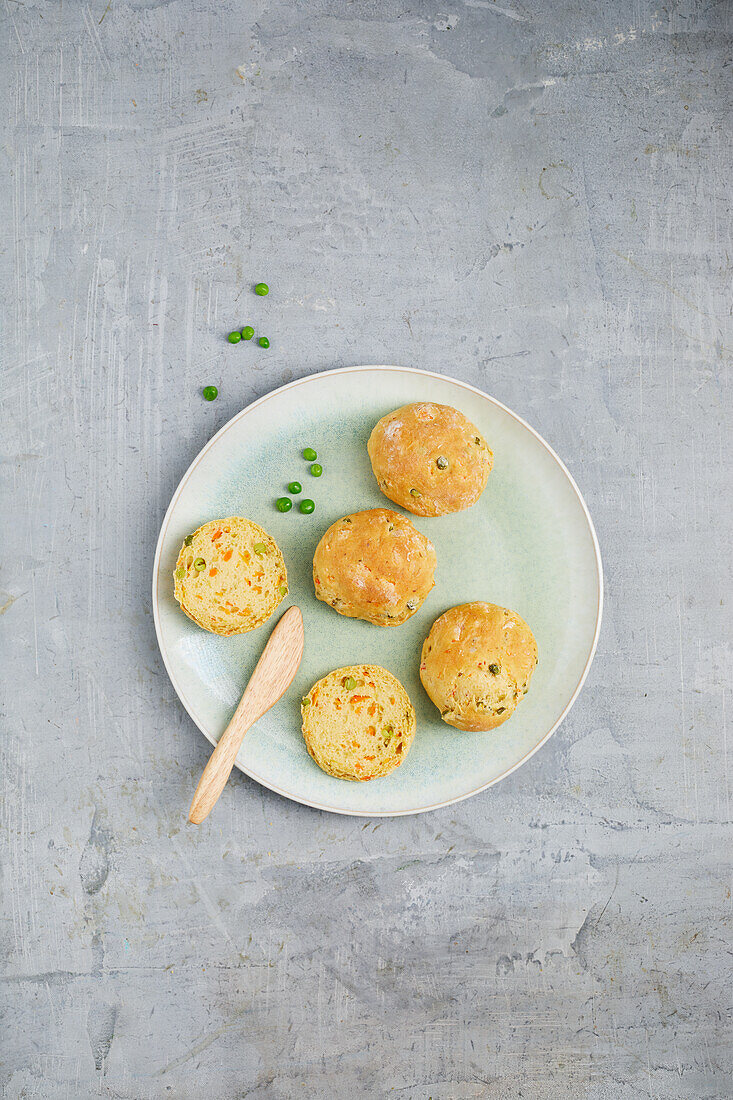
[{"xmin": 153, "ymin": 367, "xmax": 602, "ymax": 816}]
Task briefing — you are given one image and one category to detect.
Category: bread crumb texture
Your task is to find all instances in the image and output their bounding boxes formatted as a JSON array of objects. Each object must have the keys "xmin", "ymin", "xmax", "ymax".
[
  {"xmin": 301, "ymin": 664, "xmax": 416, "ymax": 780},
  {"xmin": 173, "ymin": 516, "xmax": 287, "ymax": 636}
]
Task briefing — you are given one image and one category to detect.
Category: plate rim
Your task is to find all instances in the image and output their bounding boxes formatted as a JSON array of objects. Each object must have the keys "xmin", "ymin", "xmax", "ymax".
[{"xmin": 152, "ymin": 365, "xmax": 604, "ymax": 817}]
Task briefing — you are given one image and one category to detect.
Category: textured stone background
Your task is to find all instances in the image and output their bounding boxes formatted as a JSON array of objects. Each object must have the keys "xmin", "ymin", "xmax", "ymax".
[{"xmin": 1, "ymin": 1, "xmax": 732, "ymax": 1097}]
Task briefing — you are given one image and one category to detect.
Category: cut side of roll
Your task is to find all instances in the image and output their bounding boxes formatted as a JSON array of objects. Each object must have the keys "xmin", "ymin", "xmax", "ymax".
[
  {"xmin": 173, "ymin": 517, "xmax": 288, "ymax": 636},
  {"xmin": 301, "ymin": 665, "xmax": 416, "ymax": 780}
]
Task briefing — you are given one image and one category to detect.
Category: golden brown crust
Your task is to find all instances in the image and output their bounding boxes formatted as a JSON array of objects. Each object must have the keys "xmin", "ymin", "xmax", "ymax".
[
  {"xmin": 367, "ymin": 403, "xmax": 493, "ymax": 516},
  {"xmin": 420, "ymin": 602, "xmax": 537, "ymax": 731},
  {"xmin": 301, "ymin": 665, "xmax": 416, "ymax": 781},
  {"xmin": 173, "ymin": 517, "xmax": 287, "ymax": 636},
  {"xmin": 312, "ymin": 509, "xmax": 436, "ymax": 626}
]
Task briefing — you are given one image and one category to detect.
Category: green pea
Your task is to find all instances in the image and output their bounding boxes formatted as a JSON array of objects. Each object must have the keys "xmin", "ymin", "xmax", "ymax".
[
  {"xmin": 288, "ymin": 481, "xmax": 302, "ymax": 494},
  {"xmin": 241, "ymin": 325, "xmax": 254, "ymax": 340},
  {"xmin": 227, "ymin": 331, "xmax": 241, "ymax": 344},
  {"xmin": 302, "ymin": 447, "xmax": 317, "ymax": 461},
  {"xmin": 253, "ymin": 543, "xmax": 267, "ymax": 556},
  {"xmin": 193, "ymin": 558, "xmax": 206, "ymax": 571},
  {"xmin": 344, "ymin": 676, "xmax": 356, "ymax": 691},
  {"xmin": 258, "ymin": 336, "xmax": 270, "ymax": 348},
  {"xmin": 310, "ymin": 463, "xmax": 323, "ymax": 477},
  {"xmin": 202, "ymin": 385, "xmax": 218, "ymax": 401},
  {"xmin": 436, "ymin": 455, "xmax": 449, "ymax": 469},
  {"xmin": 299, "ymin": 498, "xmax": 315, "ymax": 514},
  {"xmin": 184, "ymin": 534, "xmax": 194, "ymax": 547},
  {"xmin": 278, "ymin": 584, "xmax": 288, "ymax": 596},
  {"xmin": 410, "ymin": 488, "xmax": 421, "ymax": 497},
  {"xmin": 254, "ymin": 282, "xmax": 269, "ymax": 296},
  {"xmin": 488, "ymin": 663, "xmax": 501, "ymax": 675},
  {"xmin": 275, "ymin": 497, "xmax": 292, "ymax": 513},
  {"xmin": 301, "ymin": 697, "xmax": 310, "ymax": 707},
  {"xmin": 175, "ymin": 567, "xmax": 185, "ymax": 579}
]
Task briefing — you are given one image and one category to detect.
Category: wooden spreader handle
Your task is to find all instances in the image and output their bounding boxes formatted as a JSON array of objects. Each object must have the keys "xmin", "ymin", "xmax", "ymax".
[{"xmin": 188, "ymin": 606, "xmax": 304, "ymax": 824}]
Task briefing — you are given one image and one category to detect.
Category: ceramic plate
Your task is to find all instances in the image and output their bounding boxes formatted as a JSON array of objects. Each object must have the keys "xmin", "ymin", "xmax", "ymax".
[{"xmin": 153, "ymin": 366, "xmax": 602, "ymax": 816}]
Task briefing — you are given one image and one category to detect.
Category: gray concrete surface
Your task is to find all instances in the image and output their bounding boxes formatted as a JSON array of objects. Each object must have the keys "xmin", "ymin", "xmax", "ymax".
[{"xmin": 2, "ymin": 1, "xmax": 732, "ymax": 1096}]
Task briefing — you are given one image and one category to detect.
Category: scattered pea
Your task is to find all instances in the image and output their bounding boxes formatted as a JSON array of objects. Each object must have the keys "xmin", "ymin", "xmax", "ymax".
[
  {"xmin": 241, "ymin": 325, "xmax": 254, "ymax": 340},
  {"xmin": 301, "ymin": 697, "xmax": 310, "ymax": 707},
  {"xmin": 184, "ymin": 534, "xmax": 194, "ymax": 547},
  {"xmin": 175, "ymin": 567, "xmax": 185, "ymax": 579},
  {"xmin": 254, "ymin": 282, "xmax": 269, "ymax": 296},
  {"xmin": 344, "ymin": 676, "xmax": 356, "ymax": 691},
  {"xmin": 488, "ymin": 663, "xmax": 501, "ymax": 675},
  {"xmin": 253, "ymin": 543, "xmax": 267, "ymax": 556},
  {"xmin": 203, "ymin": 385, "xmax": 218, "ymax": 401},
  {"xmin": 276, "ymin": 497, "xmax": 293, "ymax": 512},
  {"xmin": 288, "ymin": 481, "xmax": 302, "ymax": 494},
  {"xmin": 299, "ymin": 498, "xmax": 315, "ymax": 514},
  {"xmin": 410, "ymin": 488, "xmax": 421, "ymax": 497},
  {"xmin": 278, "ymin": 584, "xmax": 288, "ymax": 596},
  {"xmin": 310, "ymin": 463, "xmax": 323, "ymax": 477},
  {"xmin": 227, "ymin": 331, "xmax": 241, "ymax": 344},
  {"xmin": 436, "ymin": 455, "xmax": 449, "ymax": 469},
  {"xmin": 193, "ymin": 558, "xmax": 206, "ymax": 571},
  {"xmin": 302, "ymin": 447, "xmax": 317, "ymax": 461},
  {"xmin": 258, "ymin": 336, "xmax": 270, "ymax": 348}
]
